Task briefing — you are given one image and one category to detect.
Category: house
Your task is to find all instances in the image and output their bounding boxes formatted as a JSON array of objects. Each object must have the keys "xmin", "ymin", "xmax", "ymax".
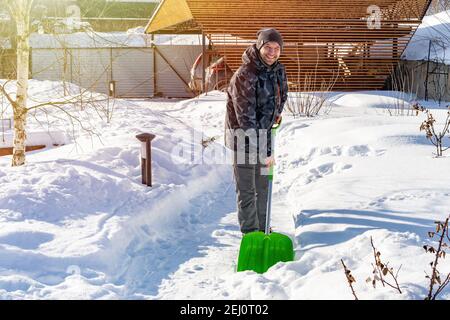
[
  {"xmin": 144, "ymin": 0, "xmax": 434, "ymax": 92},
  {"xmin": 39, "ymin": 0, "xmax": 160, "ymax": 33},
  {"xmin": 392, "ymin": 9, "xmax": 450, "ymax": 102},
  {"xmin": 0, "ymin": 0, "xmax": 160, "ymax": 36}
]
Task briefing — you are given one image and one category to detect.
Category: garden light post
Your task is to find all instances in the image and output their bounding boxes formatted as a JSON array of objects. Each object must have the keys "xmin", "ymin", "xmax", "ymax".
[{"xmin": 136, "ymin": 133, "xmax": 156, "ymax": 187}]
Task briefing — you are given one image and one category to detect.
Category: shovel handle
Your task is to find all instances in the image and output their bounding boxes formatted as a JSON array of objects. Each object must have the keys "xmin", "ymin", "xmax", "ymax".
[
  {"xmin": 268, "ymin": 120, "xmax": 281, "ymax": 181},
  {"xmin": 265, "ymin": 120, "xmax": 281, "ymax": 234}
]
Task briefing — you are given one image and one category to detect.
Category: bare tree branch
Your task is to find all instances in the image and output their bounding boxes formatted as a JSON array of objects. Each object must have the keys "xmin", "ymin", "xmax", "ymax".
[
  {"xmin": 0, "ymin": 80, "xmax": 17, "ymax": 108},
  {"xmin": 426, "ymin": 216, "xmax": 450, "ymax": 300}
]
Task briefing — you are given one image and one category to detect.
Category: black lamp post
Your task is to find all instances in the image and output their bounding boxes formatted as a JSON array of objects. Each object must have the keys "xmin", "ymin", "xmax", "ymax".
[{"xmin": 136, "ymin": 133, "xmax": 156, "ymax": 187}]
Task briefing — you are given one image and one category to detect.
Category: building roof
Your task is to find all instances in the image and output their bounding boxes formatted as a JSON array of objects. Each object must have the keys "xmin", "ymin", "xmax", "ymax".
[
  {"xmin": 144, "ymin": 0, "xmax": 432, "ymax": 91},
  {"xmin": 145, "ymin": 0, "xmax": 200, "ymax": 34}
]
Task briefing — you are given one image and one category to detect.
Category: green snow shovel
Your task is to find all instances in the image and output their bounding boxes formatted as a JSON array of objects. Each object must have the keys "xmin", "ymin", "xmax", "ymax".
[{"xmin": 236, "ymin": 123, "xmax": 294, "ymax": 274}]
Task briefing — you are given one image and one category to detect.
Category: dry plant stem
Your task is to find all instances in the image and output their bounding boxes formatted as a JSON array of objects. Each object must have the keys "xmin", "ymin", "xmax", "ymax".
[
  {"xmin": 427, "ymin": 217, "xmax": 450, "ymax": 300},
  {"xmin": 370, "ymin": 237, "xmax": 402, "ymax": 294},
  {"xmin": 341, "ymin": 259, "xmax": 358, "ymax": 300}
]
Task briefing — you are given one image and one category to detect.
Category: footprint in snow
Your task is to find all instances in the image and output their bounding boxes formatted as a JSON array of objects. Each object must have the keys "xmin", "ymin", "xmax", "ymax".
[
  {"xmin": 0, "ymin": 231, "xmax": 54, "ymax": 250},
  {"xmin": 303, "ymin": 162, "xmax": 352, "ymax": 184},
  {"xmin": 344, "ymin": 145, "xmax": 385, "ymax": 157}
]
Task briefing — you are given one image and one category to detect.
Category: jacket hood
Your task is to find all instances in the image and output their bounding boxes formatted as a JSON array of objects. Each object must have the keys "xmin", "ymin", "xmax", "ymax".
[{"xmin": 242, "ymin": 44, "xmax": 282, "ymax": 72}]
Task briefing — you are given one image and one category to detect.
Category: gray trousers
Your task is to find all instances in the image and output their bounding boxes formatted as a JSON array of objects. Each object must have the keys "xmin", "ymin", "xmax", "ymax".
[{"xmin": 233, "ymin": 155, "xmax": 269, "ymax": 234}]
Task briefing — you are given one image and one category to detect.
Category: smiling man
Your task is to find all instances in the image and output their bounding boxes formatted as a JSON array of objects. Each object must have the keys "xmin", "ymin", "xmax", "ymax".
[{"xmin": 225, "ymin": 28, "xmax": 289, "ymax": 234}]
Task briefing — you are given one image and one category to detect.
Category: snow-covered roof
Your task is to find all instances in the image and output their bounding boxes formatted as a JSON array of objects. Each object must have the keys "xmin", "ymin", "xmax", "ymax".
[
  {"xmin": 402, "ymin": 10, "xmax": 450, "ymax": 64},
  {"xmin": 27, "ymin": 30, "xmax": 206, "ymax": 49},
  {"xmin": 29, "ymin": 31, "xmax": 153, "ymax": 49}
]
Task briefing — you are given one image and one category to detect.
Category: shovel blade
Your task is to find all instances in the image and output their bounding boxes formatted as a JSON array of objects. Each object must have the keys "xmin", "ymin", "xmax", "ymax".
[{"xmin": 237, "ymin": 231, "xmax": 294, "ymax": 274}]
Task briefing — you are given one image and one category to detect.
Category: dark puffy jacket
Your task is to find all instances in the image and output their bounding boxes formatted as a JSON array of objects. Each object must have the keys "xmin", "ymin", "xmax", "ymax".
[{"xmin": 225, "ymin": 44, "xmax": 288, "ymax": 157}]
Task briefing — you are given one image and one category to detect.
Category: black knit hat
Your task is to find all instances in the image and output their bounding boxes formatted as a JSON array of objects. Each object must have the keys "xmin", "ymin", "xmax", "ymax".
[{"xmin": 256, "ymin": 28, "xmax": 283, "ymax": 51}]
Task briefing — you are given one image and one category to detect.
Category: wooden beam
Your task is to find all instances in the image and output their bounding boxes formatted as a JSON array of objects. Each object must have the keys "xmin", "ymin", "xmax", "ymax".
[{"xmin": 145, "ymin": 0, "xmax": 432, "ymax": 91}]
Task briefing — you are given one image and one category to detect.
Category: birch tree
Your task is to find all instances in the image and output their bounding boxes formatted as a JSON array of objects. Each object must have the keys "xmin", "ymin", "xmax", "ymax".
[
  {"xmin": 0, "ymin": 0, "xmax": 159, "ymax": 165},
  {"xmin": 0, "ymin": 0, "xmax": 34, "ymax": 166},
  {"xmin": 0, "ymin": 0, "xmax": 107, "ymax": 165}
]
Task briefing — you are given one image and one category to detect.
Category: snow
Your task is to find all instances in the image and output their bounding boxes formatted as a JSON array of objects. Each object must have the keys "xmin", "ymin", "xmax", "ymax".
[
  {"xmin": 0, "ymin": 79, "xmax": 449, "ymax": 299},
  {"xmin": 27, "ymin": 31, "xmax": 206, "ymax": 49},
  {"xmin": 402, "ymin": 10, "xmax": 450, "ymax": 63},
  {"xmin": 0, "ymin": 131, "xmax": 67, "ymax": 148},
  {"xmin": 29, "ymin": 31, "xmax": 153, "ymax": 49}
]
